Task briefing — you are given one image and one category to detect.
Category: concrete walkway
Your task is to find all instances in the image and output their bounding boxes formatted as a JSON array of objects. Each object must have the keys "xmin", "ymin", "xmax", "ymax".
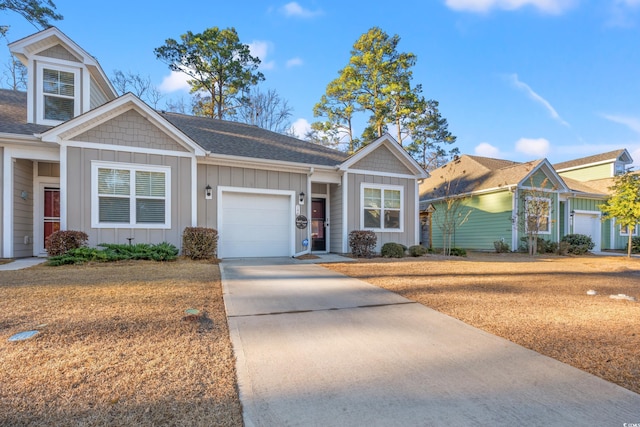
[
  {"xmin": 221, "ymin": 258, "xmax": 640, "ymax": 427},
  {"xmin": 0, "ymin": 257, "xmax": 47, "ymax": 271}
]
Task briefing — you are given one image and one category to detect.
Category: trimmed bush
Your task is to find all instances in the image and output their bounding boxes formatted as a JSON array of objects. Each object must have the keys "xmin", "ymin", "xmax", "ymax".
[
  {"xmin": 632, "ymin": 236, "xmax": 640, "ymax": 254},
  {"xmin": 449, "ymin": 247, "xmax": 467, "ymax": 257},
  {"xmin": 182, "ymin": 227, "xmax": 219, "ymax": 260},
  {"xmin": 47, "ymin": 242, "xmax": 179, "ymax": 266},
  {"xmin": 519, "ymin": 237, "xmax": 557, "ymax": 254},
  {"xmin": 408, "ymin": 245, "xmax": 428, "ymax": 257},
  {"xmin": 349, "ymin": 230, "xmax": 377, "ymax": 258},
  {"xmin": 561, "ymin": 233, "xmax": 595, "ymax": 255},
  {"xmin": 381, "ymin": 242, "xmax": 405, "ymax": 258},
  {"xmin": 45, "ymin": 230, "xmax": 88, "ymax": 256},
  {"xmin": 493, "ymin": 240, "xmax": 510, "ymax": 253}
]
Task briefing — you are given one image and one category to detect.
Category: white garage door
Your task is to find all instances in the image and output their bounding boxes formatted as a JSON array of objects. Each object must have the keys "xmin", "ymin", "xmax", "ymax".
[
  {"xmin": 220, "ymin": 191, "xmax": 292, "ymax": 258},
  {"xmin": 573, "ymin": 212, "xmax": 601, "ymax": 252}
]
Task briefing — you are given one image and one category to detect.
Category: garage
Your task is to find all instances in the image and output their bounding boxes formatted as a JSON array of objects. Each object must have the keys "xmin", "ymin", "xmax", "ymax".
[
  {"xmin": 219, "ymin": 190, "xmax": 293, "ymax": 258},
  {"xmin": 573, "ymin": 211, "xmax": 601, "ymax": 252}
]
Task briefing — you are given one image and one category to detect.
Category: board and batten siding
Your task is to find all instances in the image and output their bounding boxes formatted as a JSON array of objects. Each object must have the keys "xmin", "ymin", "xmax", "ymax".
[
  {"xmin": 329, "ymin": 182, "xmax": 343, "ymax": 253},
  {"xmin": 13, "ymin": 159, "xmax": 34, "ymax": 258},
  {"xmin": 431, "ymin": 191, "xmax": 513, "ymax": 251},
  {"xmin": 346, "ymin": 172, "xmax": 417, "ymax": 251},
  {"xmin": 197, "ymin": 164, "xmax": 308, "ymax": 254},
  {"xmin": 66, "ymin": 147, "xmax": 192, "ymax": 249}
]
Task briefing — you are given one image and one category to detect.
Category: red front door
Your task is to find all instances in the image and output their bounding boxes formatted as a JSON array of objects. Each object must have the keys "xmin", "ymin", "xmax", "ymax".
[{"xmin": 43, "ymin": 187, "xmax": 60, "ymax": 247}]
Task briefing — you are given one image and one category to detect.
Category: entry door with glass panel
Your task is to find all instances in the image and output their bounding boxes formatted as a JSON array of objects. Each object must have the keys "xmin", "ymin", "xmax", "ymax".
[
  {"xmin": 311, "ymin": 198, "xmax": 326, "ymax": 251},
  {"xmin": 43, "ymin": 187, "xmax": 60, "ymax": 249}
]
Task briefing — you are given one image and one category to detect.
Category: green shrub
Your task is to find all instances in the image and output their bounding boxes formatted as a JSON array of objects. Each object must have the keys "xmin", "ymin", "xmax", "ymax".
[
  {"xmin": 632, "ymin": 236, "xmax": 640, "ymax": 254},
  {"xmin": 47, "ymin": 242, "xmax": 178, "ymax": 266},
  {"xmin": 561, "ymin": 234, "xmax": 595, "ymax": 255},
  {"xmin": 449, "ymin": 247, "xmax": 467, "ymax": 257},
  {"xmin": 557, "ymin": 241, "xmax": 570, "ymax": 256},
  {"xmin": 381, "ymin": 242, "xmax": 405, "ymax": 258},
  {"xmin": 493, "ymin": 240, "xmax": 510, "ymax": 253},
  {"xmin": 182, "ymin": 227, "xmax": 219, "ymax": 260},
  {"xmin": 349, "ymin": 230, "xmax": 377, "ymax": 258},
  {"xmin": 519, "ymin": 237, "xmax": 557, "ymax": 254},
  {"xmin": 408, "ymin": 245, "xmax": 428, "ymax": 257},
  {"xmin": 45, "ymin": 230, "xmax": 88, "ymax": 256}
]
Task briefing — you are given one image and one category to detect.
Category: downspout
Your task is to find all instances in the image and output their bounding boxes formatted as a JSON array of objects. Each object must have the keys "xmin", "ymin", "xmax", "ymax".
[{"xmin": 511, "ymin": 186, "xmax": 518, "ymax": 251}]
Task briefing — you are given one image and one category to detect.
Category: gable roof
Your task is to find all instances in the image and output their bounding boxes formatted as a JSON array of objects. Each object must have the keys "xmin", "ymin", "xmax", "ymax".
[
  {"xmin": 420, "ymin": 154, "xmax": 570, "ymax": 200},
  {"xmin": 339, "ymin": 133, "xmax": 429, "ymax": 178},
  {"xmin": 8, "ymin": 27, "xmax": 116, "ymax": 100},
  {"xmin": 553, "ymin": 149, "xmax": 631, "ymax": 171},
  {"xmin": 160, "ymin": 112, "xmax": 349, "ymax": 167}
]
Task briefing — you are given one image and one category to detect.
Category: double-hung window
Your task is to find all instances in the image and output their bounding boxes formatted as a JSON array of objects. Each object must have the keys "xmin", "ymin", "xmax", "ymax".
[
  {"xmin": 620, "ymin": 223, "xmax": 638, "ymax": 236},
  {"xmin": 37, "ymin": 63, "xmax": 80, "ymax": 124},
  {"xmin": 525, "ymin": 197, "xmax": 551, "ymax": 234},
  {"xmin": 92, "ymin": 162, "xmax": 171, "ymax": 228},
  {"xmin": 361, "ymin": 183, "xmax": 403, "ymax": 231}
]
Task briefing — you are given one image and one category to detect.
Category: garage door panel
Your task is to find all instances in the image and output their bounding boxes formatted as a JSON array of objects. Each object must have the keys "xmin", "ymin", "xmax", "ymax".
[{"xmin": 220, "ymin": 191, "xmax": 292, "ymax": 258}]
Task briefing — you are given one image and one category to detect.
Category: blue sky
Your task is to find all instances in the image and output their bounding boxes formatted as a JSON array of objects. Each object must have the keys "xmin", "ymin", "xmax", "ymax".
[{"xmin": 2, "ymin": 0, "xmax": 640, "ymax": 167}]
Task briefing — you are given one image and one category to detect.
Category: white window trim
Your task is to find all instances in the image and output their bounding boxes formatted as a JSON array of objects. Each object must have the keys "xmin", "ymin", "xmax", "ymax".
[
  {"xmin": 525, "ymin": 196, "xmax": 551, "ymax": 235},
  {"xmin": 360, "ymin": 183, "xmax": 404, "ymax": 232},
  {"xmin": 91, "ymin": 161, "xmax": 171, "ymax": 229},
  {"xmin": 620, "ymin": 223, "xmax": 639, "ymax": 236},
  {"xmin": 36, "ymin": 61, "xmax": 81, "ymax": 126}
]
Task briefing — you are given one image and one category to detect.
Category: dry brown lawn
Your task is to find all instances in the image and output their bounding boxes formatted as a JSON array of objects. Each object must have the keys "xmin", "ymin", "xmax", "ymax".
[
  {"xmin": 0, "ymin": 259, "xmax": 242, "ymax": 427},
  {"xmin": 324, "ymin": 252, "xmax": 640, "ymax": 395}
]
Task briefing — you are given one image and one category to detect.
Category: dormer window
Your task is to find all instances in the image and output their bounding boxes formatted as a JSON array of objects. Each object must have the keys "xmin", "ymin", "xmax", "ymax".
[
  {"xmin": 43, "ymin": 68, "xmax": 75, "ymax": 121},
  {"xmin": 614, "ymin": 162, "xmax": 625, "ymax": 176},
  {"xmin": 36, "ymin": 63, "xmax": 80, "ymax": 124}
]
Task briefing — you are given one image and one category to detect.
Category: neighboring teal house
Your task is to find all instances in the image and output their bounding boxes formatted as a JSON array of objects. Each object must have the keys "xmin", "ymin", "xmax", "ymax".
[{"xmin": 419, "ymin": 149, "xmax": 634, "ymax": 252}]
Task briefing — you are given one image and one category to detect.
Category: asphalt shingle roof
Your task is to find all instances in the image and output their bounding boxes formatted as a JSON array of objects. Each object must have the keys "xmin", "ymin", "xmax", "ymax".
[
  {"xmin": 0, "ymin": 89, "xmax": 52, "ymax": 135},
  {"xmin": 419, "ymin": 155, "xmax": 542, "ymax": 199},
  {"xmin": 160, "ymin": 112, "xmax": 348, "ymax": 167},
  {"xmin": 0, "ymin": 89, "xmax": 349, "ymax": 167},
  {"xmin": 553, "ymin": 149, "xmax": 626, "ymax": 171}
]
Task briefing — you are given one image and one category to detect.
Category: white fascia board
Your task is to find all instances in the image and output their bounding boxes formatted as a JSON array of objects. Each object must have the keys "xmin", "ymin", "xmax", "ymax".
[{"xmin": 200, "ymin": 152, "xmax": 339, "ymax": 175}]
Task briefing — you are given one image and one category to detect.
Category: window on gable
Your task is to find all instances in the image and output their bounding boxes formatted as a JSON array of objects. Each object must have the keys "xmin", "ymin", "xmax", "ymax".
[
  {"xmin": 43, "ymin": 68, "xmax": 75, "ymax": 121},
  {"xmin": 93, "ymin": 163, "xmax": 170, "ymax": 228},
  {"xmin": 525, "ymin": 197, "xmax": 551, "ymax": 234},
  {"xmin": 362, "ymin": 184, "xmax": 403, "ymax": 231}
]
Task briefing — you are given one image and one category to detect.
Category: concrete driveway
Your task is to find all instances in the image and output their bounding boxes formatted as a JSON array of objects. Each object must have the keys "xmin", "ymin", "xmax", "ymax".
[{"xmin": 221, "ymin": 258, "xmax": 640, "ymax": 427}]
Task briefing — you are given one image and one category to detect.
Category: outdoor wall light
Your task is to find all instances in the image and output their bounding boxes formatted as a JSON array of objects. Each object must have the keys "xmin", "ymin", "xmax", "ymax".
[
  {"xmin": 205, "ymin": 185, "xmax": 213, "ymax": 200},
  {"xmin": 299, "ymin": 191, "xmax": 305, "ymax": 205},
  {"xmin": 20, "ymin": 190, "xmax": 28, "ymax": 200}
]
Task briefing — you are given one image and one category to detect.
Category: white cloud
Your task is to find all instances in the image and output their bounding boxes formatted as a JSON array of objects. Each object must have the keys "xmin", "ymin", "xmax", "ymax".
[
  {"xmin": 444, "ymin": 0, "xmax": 577, "ymax": 14},
  {"xmin": 286, "ymin": 57, "xmax": 303, "ymax": 68},
  {"xmin": 290, "ymin": 118, "xmax": 311, "ymax": 138},
  {"xmin": 249, "ymin": 40, "xmax": 276, "ymax": 70},
  {"xmin": 515, "ymin": 137, "xmax": 550, "ymax": 157},
  {"xmin": 507, "ymin": 73, "xmax": 570, "ymax": 127},
  {"xmin": 601, "ymin": 114, "xmax": 640, "ymax": 134},
  {"xmin": 474, "ymin": 142, "xmax": 502, "ymax": 157},
  {"xmin": 159, "ymin": 71, "xmax": 190, "ymax": 93},
  {"xmin": 281, "ymin": 2, "xmax": 323, "ymax": 18}
]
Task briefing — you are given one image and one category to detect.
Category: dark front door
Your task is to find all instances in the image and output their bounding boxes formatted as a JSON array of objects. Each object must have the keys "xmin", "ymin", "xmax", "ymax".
[{"xmin": 311, "ymin": 198, "xmax": 326, "ymax": 251}]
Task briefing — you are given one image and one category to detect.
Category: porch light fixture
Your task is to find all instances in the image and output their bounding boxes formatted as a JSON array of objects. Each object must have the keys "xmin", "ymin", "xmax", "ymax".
[
  {"xmin": 299, "ymin": 191, "xmax": 305, "ymax": 205},
  {"xmin": 205, "ymin": 185, "xmax": 213, "ymax": 200},
  {"xmin": 20, "ymin": 190, "xmax": 28, "ymax": 200}
]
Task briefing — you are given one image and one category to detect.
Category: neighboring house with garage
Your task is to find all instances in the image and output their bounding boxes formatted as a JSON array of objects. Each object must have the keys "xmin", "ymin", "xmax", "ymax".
[
  {"xmin": 419, "ymin": 149, "xmax": 633, "ymax": 252},
  {"xmin": 0, "ymin": 27, "xmax": 427, "ymax": 259}
]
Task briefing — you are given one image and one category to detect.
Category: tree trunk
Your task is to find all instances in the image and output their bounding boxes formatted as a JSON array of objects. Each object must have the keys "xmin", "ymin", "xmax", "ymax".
[{"xmin": 628, "ymin": 232, "xmax": 633, "ymax": 258}]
